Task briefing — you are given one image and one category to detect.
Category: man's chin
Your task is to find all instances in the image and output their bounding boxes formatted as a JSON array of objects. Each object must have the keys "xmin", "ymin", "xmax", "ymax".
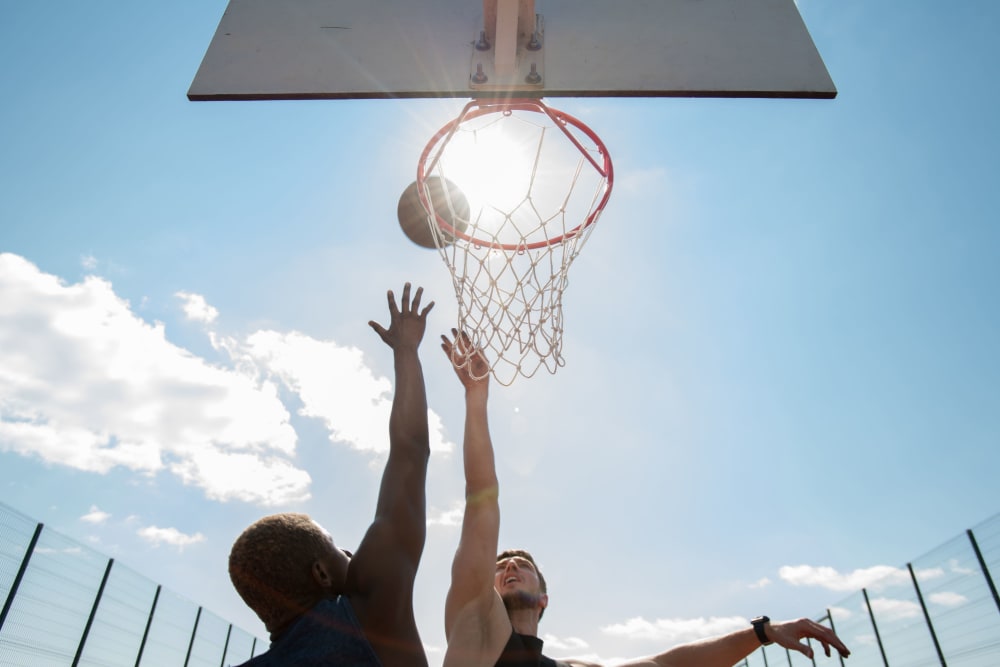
[{"xmin": 502, "ymin": 590, "xmax": 540, "ymax": 613}]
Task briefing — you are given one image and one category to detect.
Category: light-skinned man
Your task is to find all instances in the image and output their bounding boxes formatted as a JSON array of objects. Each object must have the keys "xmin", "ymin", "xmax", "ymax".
[{"xmin": 439, "ymin": 330, "xmax": 851, "ymax": 667}]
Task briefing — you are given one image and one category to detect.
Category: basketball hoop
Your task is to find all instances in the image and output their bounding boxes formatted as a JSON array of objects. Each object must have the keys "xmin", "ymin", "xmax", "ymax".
[{"xmin": 417, "ymin": 98, "xmax": 613, "ymax": 385}]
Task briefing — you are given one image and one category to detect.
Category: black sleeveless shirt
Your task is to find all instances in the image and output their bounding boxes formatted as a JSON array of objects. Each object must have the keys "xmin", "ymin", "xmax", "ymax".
[{"xmin": 496, "ymin": 631, "xmax": 558, "ymax": 667}]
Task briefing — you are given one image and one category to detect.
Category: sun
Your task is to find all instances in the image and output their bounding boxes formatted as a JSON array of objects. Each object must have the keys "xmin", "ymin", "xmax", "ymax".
[{"xmin": 437, "ymin": 115, "xmax": 539, "ymax": 215}]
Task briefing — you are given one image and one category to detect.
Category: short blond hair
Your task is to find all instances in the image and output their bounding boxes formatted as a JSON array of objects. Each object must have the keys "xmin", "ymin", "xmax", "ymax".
[{"xmin": 229, "ymin": 513, "xmax": 334, "ymax": 629}]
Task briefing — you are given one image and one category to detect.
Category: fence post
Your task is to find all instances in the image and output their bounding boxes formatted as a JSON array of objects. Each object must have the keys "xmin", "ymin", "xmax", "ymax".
[
  {"xmin": 967, "ymin": 529, "xmax": 1000, "ymax": 617},
  {"xmin": 822, "ymin": 609, "xmax": 844, "ymax": 667},
  {"xmin": 907, "ymin": 562, "xmax": 947, "ymax": 666},
  {"xmin": 863, "ymin": 588, "xmax": 890, "ymax": 667},
  {"xmin": 220, "ymin": 623, "xmax": 232, "ymax": 667},
  {"xmin": 0, "ymin": 522, "xmax": 43, "ymax": 634},
  {"xmin": 72, "ymin": 557, "xmax": 114, "ymax": 666},
  {"xmin": 185, "ymin": 606, "xmax": 203, "ymax": 667},
  {"xmin": 135, "ymin": 584, "xmax": 162, "ymax": 667}
]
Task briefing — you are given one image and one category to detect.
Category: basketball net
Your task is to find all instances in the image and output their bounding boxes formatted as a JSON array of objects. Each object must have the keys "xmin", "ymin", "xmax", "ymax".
[{"xmin": 418, "ymin": 99, "xmax": 613, "ymax": 385}]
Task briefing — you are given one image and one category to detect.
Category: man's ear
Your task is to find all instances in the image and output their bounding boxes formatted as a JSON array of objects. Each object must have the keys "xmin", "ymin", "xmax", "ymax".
[
  {"xmin": 312, "ymin": 560, "xmax": 333, "ymax": 588},
  {"xmin": 539, "ymin": 593, "xmax": 549, "ymax": 612}
]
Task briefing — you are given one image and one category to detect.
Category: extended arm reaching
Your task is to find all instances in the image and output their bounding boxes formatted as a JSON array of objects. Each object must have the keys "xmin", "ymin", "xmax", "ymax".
[
  {"xmin": 357, "ymin": 283, "xmax": 434, "ymax": 582},
  {"xmin": 562, "ymin": 616, "xmax": 851, "ymax": 667},
  {"xmin": 441, "ymin": 331, "xmax": 511, "ymax": 663}
]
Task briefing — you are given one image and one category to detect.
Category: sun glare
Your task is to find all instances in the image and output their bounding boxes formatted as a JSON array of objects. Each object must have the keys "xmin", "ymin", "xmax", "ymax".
[{"xmin": 440, "ymin": 118, "xmax": 538, "ymax": 214}]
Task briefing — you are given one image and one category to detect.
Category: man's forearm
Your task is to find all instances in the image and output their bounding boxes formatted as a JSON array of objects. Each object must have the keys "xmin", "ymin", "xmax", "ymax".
[
  {"xmin": 388, "ymin": 348, "xmax": 430, "ymax": 456},
  {"xmin": 648, "ymin": 627, "xmax": 759, "ymax": 667},
  {"xmin": 463, "ymin": 388, "xmax": 495, "ymax": 494}
]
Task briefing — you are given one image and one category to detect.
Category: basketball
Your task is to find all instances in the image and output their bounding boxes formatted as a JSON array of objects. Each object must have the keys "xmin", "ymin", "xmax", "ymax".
[{"xmin": 397, "ymin": 176, "xmax": 470, "ymax": 249}]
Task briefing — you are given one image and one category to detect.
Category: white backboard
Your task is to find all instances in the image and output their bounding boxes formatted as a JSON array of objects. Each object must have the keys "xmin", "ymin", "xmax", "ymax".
[{"xmin": 188, "ymin": 0, "xmax": 836, "ymax": 100}]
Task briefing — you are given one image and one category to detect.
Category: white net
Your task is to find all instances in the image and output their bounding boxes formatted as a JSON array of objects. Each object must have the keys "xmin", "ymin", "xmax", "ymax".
[{"xmin": 418, "ymin": 99, "xmax": 613, "ymax": 385}]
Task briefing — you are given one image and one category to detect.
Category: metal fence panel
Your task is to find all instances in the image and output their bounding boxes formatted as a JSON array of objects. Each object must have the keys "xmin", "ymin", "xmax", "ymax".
[
  {"xmin": 76, "ymin": 561, "xmax": 159, "ymax": 667},
  {"xmin": 0, "ymin": 529, "xmax": 107, "ymax": 666},
  {"xmin": 0, "ymin": 502, "xmax": 263, "ymax": 667}
]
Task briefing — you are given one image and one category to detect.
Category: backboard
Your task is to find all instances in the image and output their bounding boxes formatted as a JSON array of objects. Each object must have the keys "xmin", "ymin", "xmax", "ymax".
[{"xmin": 188, "ymin": 0, "xmax": 836, "ymax": 101}]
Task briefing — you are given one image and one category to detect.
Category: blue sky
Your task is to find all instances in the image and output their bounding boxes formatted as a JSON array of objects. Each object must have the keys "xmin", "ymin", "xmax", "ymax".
[{"xmin": 1, "ymin": 1, "xmax": 999, "ymax": 665}]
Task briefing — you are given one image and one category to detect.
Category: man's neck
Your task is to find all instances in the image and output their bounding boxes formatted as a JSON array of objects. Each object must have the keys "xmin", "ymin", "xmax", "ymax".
[
  {"xmin": 507, "ymin": 607, "xmax": 541, "ymax": 638},
  {"xmin": 267, "ymin": 594, "xmax": 326, "ymax": 640}
]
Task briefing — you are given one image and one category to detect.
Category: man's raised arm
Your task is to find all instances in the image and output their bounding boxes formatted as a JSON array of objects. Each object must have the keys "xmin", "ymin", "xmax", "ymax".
[
  {"xmin": 359, "ymin": 282, "xmax": 434, "ymax": 581},
  {"xmin": 441, "ymin": 331, "xmax": 510, "ymax": 665}
]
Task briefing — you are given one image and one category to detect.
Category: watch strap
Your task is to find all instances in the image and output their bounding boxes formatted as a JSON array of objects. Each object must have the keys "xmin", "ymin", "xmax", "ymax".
[{"xmin": 751, "ymin": 616, "xmax": 772, "ymax": 645}]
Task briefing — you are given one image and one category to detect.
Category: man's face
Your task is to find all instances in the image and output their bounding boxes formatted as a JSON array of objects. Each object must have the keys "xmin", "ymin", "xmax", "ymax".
[
  {"xmin": 312, "ymin": 520, "xmax": 351, "ymax": 591},
  {"xmin": 493, "ymin": 556, "xmax": 542, "ymax": 601}
]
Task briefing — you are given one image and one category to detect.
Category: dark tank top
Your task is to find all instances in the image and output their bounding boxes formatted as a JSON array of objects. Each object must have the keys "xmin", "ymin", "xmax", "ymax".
[
  {"xmin": 237, "ymin": 596, "xmax": 383, "ymax": 666},
  {"xmin": 496, "ymin": 631, "xmax": 558, "ymax": 667}
]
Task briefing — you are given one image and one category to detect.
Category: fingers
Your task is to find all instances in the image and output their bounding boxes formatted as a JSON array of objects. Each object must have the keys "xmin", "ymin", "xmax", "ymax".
[
  {"xmin": 787, "ymin": 619, "xmax": 850, "ymax": 659},
  {"xmin": 368, "ymin": 320, "xmax": 389, "ymax": 344},
  {"xmin": 390, "ymin": 283, "xmax": 434, "ymax": 318},
  {"xmin": 402, "ymin": 282, "xmax": 413, "ymax": 314},
  {"xmin": 386, "ymin": 288, "xmax": 399, "ymax": 316},
  {"xmin": 441, "ymin": 329, "xmax": 473, "ymax": 366}
]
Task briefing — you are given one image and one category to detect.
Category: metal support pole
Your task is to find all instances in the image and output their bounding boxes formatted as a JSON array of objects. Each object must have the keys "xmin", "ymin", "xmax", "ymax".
[
  {"xmin": 251, "ymin": 636, "xmax": 257, "ymax": 658},
  {"xmin": 72, "ymin": 558, "xmax": 114, "ymax": 666},
  {"xmin": 0, "ymin": 522, "xmax": 43, "ymax": 633},
  {"xmin": 824, "ymin": 609, "xmax": 845, "ymax": 667},
  {"xmin": 908, "ymin": 562, "xmax": 948, "ymax": 666},
  {"xmin": 219, "ymin": 623, "xmax": 232, "ymax": 667},
  {"xmin": 968, "ymin": 528, "xmax": 1000, "ymax": 616},
  {"xmin": 135, "ymin": 584, "xmax": 161, "ymax": 667},
  {"xmin": 184, "ymin": 606, "xmax": 203, "ymax": 666},
  {"xmin": 863, "ymin": 588, "xmax": 890, "ymax": 667}
]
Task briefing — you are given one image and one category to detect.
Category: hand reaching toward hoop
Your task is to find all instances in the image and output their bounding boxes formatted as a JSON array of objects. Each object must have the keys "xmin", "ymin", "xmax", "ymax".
[{"xmin": 441, "ymin": 328, "xmax": 490, "ymax": 393}]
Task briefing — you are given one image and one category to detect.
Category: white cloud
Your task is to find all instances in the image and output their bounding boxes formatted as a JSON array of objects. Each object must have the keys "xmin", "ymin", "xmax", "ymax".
[
  {"xmin": 137, "ymin": 525, "xmax": 206, "ymax": 550},
  {"xmin": 80, "ymin": 505, "xmax": 110, "ymax": 524},
  {"xmin": 602, "ymin": 615, "xmax": 747, "ymax": 643},
  {"xmin": 541, "ymin": 634, "xmax": 589, "ymax": 651},
  {"xmin": 242, "ymin": 330, "xmax": 453, "ymax": 456},
  {"xmin": 948, "ymin": 559, "xmax": 975, "ymax": 575},
  {"xmin": 778, "ymin": 564, "xmax": 943, "ymax": 592},
  {"xmin": 748, "ymin": 577, "xmax": 771, "ymax": 589},
  {"xmin": 829, "ymin": 605, "xmax": 853, "ymax": 620},
  {"xmin": 428, "ymin": 501, "xmax": 464, "ymax": 527},
  {"xmin": 81, "ymin": 255, "xmax": 98, "ymax": 271},
  {"xmin": 176, "ymin": 291, "xmax": 219, "ymax": 324},
  {"xmin": 0, "ymin": 253, "xmax": 306, "ymax": 506},
  {"xmin": 0, "ymin": 253, "xmax": 455, "ymax": 509},
  {"xmin": 168, "ymin": 447, "xmax": 311, "ymax": 505},
  {"xmin": 868, "ymin": 597, "xmax": 921, "ymax": 621},
  {"xmin": 929, "ymin": 591, "xmax": 967, "ymax": 607}
]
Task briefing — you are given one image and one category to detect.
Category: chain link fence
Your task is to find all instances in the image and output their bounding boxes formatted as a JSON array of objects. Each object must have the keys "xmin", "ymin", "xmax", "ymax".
[
  {"xmin": 0, "ymin": 502, "xmax": 261, "ymax": 666},
  {"xmin": 739, "ymin": 512, "xmax": 1000, "ymax": 667}
]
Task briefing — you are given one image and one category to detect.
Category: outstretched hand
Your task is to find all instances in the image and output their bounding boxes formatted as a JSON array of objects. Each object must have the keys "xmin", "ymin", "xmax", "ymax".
[
  {"xmin": 369, "ymin": 283, "xmax": 434, "ymax": 351},
  {"xmin": 441, "ymin": 329, "xmax": 490, "ymax": 391},
  {"xmin": 769, "ymin": 617, "xmax": 851, "ymax": 660}
]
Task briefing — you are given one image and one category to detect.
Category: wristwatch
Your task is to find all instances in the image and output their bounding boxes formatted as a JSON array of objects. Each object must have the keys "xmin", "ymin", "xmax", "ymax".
[{"xmin": 751, "ymin": 616, "xmax": 773, "ymax": 645}]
